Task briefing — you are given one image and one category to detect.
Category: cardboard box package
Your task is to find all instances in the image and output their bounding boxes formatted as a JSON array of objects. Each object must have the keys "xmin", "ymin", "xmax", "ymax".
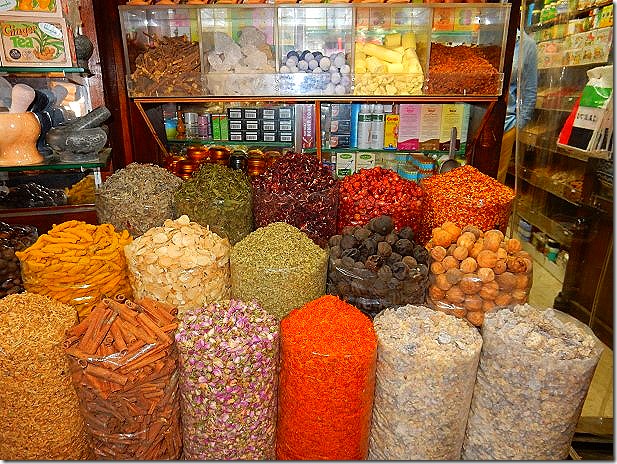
[
  {"xmin": 0, "ymin": 15, "xmax": 72, "ymax": 66},
  {"xmin": 0, "ymin": 0, "xmax": 63, "ymax": 17}
]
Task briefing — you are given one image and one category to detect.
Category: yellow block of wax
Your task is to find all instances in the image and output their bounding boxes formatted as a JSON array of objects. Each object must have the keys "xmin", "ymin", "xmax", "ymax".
[
  {"xmin": 366, "ymin": 55, "xmax": 386, "ymax": 73},
  {"xmin": 387, "ymin": 62, "xmax": 405, "ymax": 73},
  {"xmin": 384, "ymin": 33, "xmax": 401, "ymax": 49},
  {"xmin": 363, "ymin": 43, "xmax": 403, "ymax": 64},
  {"xmin": 402, "ymin": 31, "xmax": 416, "ymax": 50},
  {"xmin": 355, "ymin": 58, "xmax": 367, "ymax": 73}
]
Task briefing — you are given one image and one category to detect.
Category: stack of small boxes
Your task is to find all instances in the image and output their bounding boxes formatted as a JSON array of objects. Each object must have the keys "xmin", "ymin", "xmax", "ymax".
[{"xmin": 227, "ymin": 106, "xmax": 294, "ymax": 143}]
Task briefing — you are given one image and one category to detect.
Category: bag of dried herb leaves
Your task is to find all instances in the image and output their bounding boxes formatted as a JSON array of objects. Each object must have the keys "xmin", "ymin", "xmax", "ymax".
[
  {"xmin": 462, "ymin": 304, "xmax": 603, "ymax": 460},
  {"xmin": 369, "ymin": 305, "xmax": 482, "ymax": 460},
  {"xmin": 96, "ymin": 163, "xmax": 182, "ymax": 237},
  {"xmin": 252, "ymin": 152, "xmax": 338, "ymax": 247},
  {"xmin": 327, "ymin": 216, "xmax": 430, "ymax": 319},
  {"xmin": 174, "ymin": 163, "xmax": 252, "ymax": 245}
]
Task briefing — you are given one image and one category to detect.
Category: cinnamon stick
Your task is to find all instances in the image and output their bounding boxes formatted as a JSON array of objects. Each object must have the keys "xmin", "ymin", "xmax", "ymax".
[
  {"xmin": 110, "ymin": 323, "xmax": 128, "ymax": 354},
  {"xmin": 85, "ymin": 364, "xmax": 129, "ymax": 386},
  {"xmin": 139, "ymin": 297, "xmax": 174, "ymax": 325},
  {"xmin": 136, "ymin": 312, "xmax": 173, "ymax": 344}
]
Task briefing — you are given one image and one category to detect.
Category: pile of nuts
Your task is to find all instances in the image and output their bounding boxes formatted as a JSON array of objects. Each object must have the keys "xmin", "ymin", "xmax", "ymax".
[
  {"xmin": 425, "ymin": 221, "xmax": 533, "ymax": 327},
  {"xmin": 327, "ymin": 215, "xmax": 430, "ymax": 318},
  {"xmin": 0, "ymin": 222, "xmax": 37, "ymax": 298},
  {"xmin": 124, "ymin": 215, "xmax": 231, "ymax": 312}
]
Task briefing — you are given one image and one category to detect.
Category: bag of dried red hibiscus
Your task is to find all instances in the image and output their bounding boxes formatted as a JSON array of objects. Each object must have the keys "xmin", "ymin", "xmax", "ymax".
[{"xmin": 252, "ymin": 152, "xmax": 338, "ymax": 247}]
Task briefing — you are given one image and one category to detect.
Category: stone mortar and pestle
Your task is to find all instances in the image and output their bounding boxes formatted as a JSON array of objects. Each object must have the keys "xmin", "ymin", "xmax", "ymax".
[{"xmin": 46, "ymin": 106, "xmax": 111, "ymax": 162}]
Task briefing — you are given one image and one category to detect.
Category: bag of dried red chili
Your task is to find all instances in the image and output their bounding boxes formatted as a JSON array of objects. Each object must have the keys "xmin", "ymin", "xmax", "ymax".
[
  {"xmin": 252, "ymin": 152, "xmax": 338, "ymax": 247},
  {"xmin": 337, "ymin": 166, "xmax": 424, "ymax": 235},
  {"xmin": 419, "ymin": 165, "xmax": 515, "ymax": 244},
  {"xmin": 276, "ymin": 294, "xmax": 377, "ymax": 460}
]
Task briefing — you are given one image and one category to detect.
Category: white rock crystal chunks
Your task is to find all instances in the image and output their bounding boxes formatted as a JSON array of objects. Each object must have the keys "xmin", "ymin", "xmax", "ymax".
[{"xmin": 237, "ymin": 26, "xmax": 267, "ymax": 49}]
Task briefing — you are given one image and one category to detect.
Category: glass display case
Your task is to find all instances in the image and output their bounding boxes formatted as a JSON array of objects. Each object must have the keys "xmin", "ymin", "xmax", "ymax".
[
  {"xmin": 118, "ymin": 3, "xmax": 510, "ymax": 97},
  {"xmin": 513, "ymin": 0, "xmax": 613, "ymax": 346}
]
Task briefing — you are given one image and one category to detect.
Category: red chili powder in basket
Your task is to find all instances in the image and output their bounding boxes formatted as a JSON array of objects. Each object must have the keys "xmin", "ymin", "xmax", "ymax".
[{"xmin": 276, "ymin": 295, "xmax": 378, "ymax": 460}]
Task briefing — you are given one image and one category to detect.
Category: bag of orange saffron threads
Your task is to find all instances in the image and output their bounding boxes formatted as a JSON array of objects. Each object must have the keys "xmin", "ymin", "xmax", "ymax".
[{"xmin": 276, "ymin": 294, "xmax": 377, "ymax": 460}]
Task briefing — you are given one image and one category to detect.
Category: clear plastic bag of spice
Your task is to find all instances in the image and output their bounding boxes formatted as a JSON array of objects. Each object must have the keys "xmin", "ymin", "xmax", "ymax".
[
  {"xmin": 174, "ymin": 164, "xmax": 253, "ymax": 245},
  {"xmin": 370, "ymin": 305, "xmax": 482, "ymax": 460},
  {"xmin": 462, "ymin": 305, "xmax": 603, "ymax": 460},
  {"xmin": 327, "ymin": 256, "xmax": 430, "ymax": 318},
  {"xmin": 0, "ymin": 222, "xmax": 37, "ymax": 298},
  {"xmin": 95, "ymin": 163, "xmax": 182, "ymax": 237},
  {"xmin": 252, "ymin": 185, "xmax": 338, "ymax": 248},
  {"xmin": 65, "ymin": 296, "xmax": 183, "ymax": 460}
]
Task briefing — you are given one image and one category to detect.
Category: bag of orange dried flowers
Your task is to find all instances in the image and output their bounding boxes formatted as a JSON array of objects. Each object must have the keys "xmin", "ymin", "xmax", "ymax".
[{"xmin": 425, "ymin": 222, "xmax": 533, "ymax": 327}]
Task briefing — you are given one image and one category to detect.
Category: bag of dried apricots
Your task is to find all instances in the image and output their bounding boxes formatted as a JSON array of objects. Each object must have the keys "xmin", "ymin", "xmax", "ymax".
[{"xmin": 425, "ymin": 222, "xmax": 533, "ymax": 327}]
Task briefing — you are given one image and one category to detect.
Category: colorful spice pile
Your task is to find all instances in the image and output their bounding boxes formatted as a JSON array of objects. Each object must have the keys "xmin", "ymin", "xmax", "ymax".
[
  {"xmin": 425, "ymin": 222, "xmax": 532, "ymax": 326},
  {"xmin": 252, "ymin": 152, "xmax": 338, "ymax": 247},
  {"xmin": 65, "ymin": 175, "xmax": 96, "ymax": 205},
  {"xmin": 175, "ymin": 163, "xmax": 253, "ymax": 245},
  {"xmin": 276, "ymin": 295, "xmax": 377, "ymax": 460},
  {"xmin": 175, "ymin": 300, "xmax": 279, "ymax": 460},
  {"xmin": 231, "ymin": 222, "xmax": 327, "ymax": 320},
  {"xmin": 65, "ymin": 295, "xmax": 182, "ymax": 460},
  {"xmin": 0, "ymin": 221, "xmax": 37, "ymax": 298},
  {"xmin": 16, "ymin": 221, "xmax": 133, "ymax": 320},
  {"xmin": 420, "ymin": 165, "xmax": 515, "ymax": 244},
  {"xmin": 370, "ymin": 305, "xmax": 482, "ymax": 460},
  {"xmin": 96, "ymin": 163, "xmax": 182, "ymax": 237},
  {"xmin": 427, "ymin": 43, "xmax": 500, "ymax": 95},
  {"xmin": 0, "ymin": 293, "xmax": 91, "ymax": 460},
  {"xmin": 463, "ymin": 305, "xmax": 603, "ymax": 460},
  {"xmin": 327, "ymin": 215, "xmax": 430, "ymax": 318},
  {"xmin": 124, "ymin": 215, "xmax": 231, "ymax": 312},
  {"xmin": 338, "ymin": 166, "xmax": 424, "ymax": 235}
]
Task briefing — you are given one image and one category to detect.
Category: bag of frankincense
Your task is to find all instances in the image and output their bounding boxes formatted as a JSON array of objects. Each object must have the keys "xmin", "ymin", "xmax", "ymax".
[{"xmin": 65, "ymin": 295, "xmax": 182, "ymax": 459}]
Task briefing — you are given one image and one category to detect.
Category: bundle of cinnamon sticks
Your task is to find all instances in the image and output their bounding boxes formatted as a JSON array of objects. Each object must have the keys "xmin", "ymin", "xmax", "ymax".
[{"xmin": 65, "ymin": 294, "xmax": 182, "ymax": 460}]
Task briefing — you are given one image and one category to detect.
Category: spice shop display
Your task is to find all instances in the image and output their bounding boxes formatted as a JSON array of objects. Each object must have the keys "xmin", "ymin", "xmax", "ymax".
[
  {"xmin": 16, "ymin": 221, "xmax": 133, "ymax": 320},
  {"xmin": 128, "ymin": 35, "xmax": 202, "ymax": 97},
  {"xmin": 65, "ymin": 296, "xmax": 182, "ymax": 460},
  {"xmin": 462, "ymin": 305, "xmax": 603, "ymax": 460},
  {"xmin": 252, "ymin": 152, "xmax": 338, "ymax": 247},
  {"xmin": 420, "ymin": 165, "xmax": 515, "ymax": 244},
  {"xmin": 96, "ymin": 163, "xmax": 183, "ymax": 237},
  {"xmin": 65, "ymin": 175, "xmax": 96, "ymax": 205},
  {"xmin": 124, "ymin": 215, "xmax": 231, "ymax": 313},
  {"xmin": 230, "ymin": 222, "xmax": 328, "ymax": 321},
  {"xmin": 327, "ymin": 215, "xmax": 430, "ymax": 318},
  {"xmin": 174, "ymin": 163, "xmax": 252, "ymax": 245},
  {"xmin": 204, "ymin": 27, "xmax": 277, "ymax": 96},
  {"xmin": 427, "ymin": 43, "xmax": 501, "ymax": 95},
  {"xmin": 425, "ymin": 223, "xmax": 532, "ymax": 327},
  {"xmin": 337, "ymin": 166, "xmax": 424, "ymax": 235},
  {"xmin": 279, "ymin": 49, "xmax": 352, "ymax": 95},
  {"xmin": 276, "ymin": 295, "xmax": 377, "ymax": 460},
  {"xmin": 369, "ymin": 305, "xmax": 482, "ymax": 460},
  {"xmin": 0, "ymin": 182, "xmax": 66, "ymax": 208},
  {"xmin": 0, "ymin": 222, "xmax": 37, "ymax": 298},
  {"xmin": 0, "ymin": 293, "xmax": 91, "ymax": 460},
  {"xmin": 175, "ymin": 300, "xmax": 279, "ymax": 460},
  {"xmin": 354, "ymin": 33, "xmax": 425, "ymax": 96}
]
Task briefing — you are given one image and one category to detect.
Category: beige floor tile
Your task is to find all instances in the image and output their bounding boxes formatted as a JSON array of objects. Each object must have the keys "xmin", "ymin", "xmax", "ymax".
[{"xmin": 582, "ymin": 346, "xmax": 613, "ymax": 419}]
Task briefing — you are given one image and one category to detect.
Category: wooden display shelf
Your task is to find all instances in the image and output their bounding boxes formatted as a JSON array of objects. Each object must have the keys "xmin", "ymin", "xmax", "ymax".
[
  {"xmin": 0, "ymin": 204, "xmax": 98, "ymax": 234},
  {"xmin": 520, "ymin": 239, "xmax": 566, "ymax": 284},
  {"xmin": 519, "ymin": 130, "xmax": 597, "ymax": 162}
]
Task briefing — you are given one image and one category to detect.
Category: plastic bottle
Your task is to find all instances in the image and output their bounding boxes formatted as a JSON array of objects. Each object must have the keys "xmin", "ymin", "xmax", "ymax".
[
  {"xmin": 357, "ymin": 104, "xmax": 372, "ymax": 149},
  {"xmin": 370, "ymin": 104, "xmax": 385, "ymax": 150}
]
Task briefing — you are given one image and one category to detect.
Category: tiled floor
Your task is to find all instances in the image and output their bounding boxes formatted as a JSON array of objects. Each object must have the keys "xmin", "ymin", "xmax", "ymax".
[{"xmin": 528, "ymin": 254, "xmax": 614, "ymax": 421}]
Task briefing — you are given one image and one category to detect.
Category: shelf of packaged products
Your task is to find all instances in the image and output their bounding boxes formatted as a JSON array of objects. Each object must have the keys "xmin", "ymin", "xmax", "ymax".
[
  {"xmin": 0, "ymin": 149, "xmax": 111, "ymax": 173},
  {"xmin": 528, "ymin": 0, "xmax": 613, "ymax": 32},
  {"xmin": 538, "ymin": 60, "xmax": 611, "ymax": 71},
  {"xmin": 167, "ymin": 139, "xmax": 292, "ymax": 148},
  {"xmin": 515, "ymin": 203, "xmax": 574, "ymax": 248},
  {"xmin": 517, "ymin": 167, "xmax": 582, "ymax": 206},
  {"xmin": 520, "ymin": 238, "xmax": 566, "ymax": 284}
]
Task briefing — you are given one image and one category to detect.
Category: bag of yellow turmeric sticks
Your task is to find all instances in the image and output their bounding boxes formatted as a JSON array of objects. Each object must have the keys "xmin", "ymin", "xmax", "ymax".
[{"xmin": 16, "ymin": 221, "xmax": 133, "ymax": 320}]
